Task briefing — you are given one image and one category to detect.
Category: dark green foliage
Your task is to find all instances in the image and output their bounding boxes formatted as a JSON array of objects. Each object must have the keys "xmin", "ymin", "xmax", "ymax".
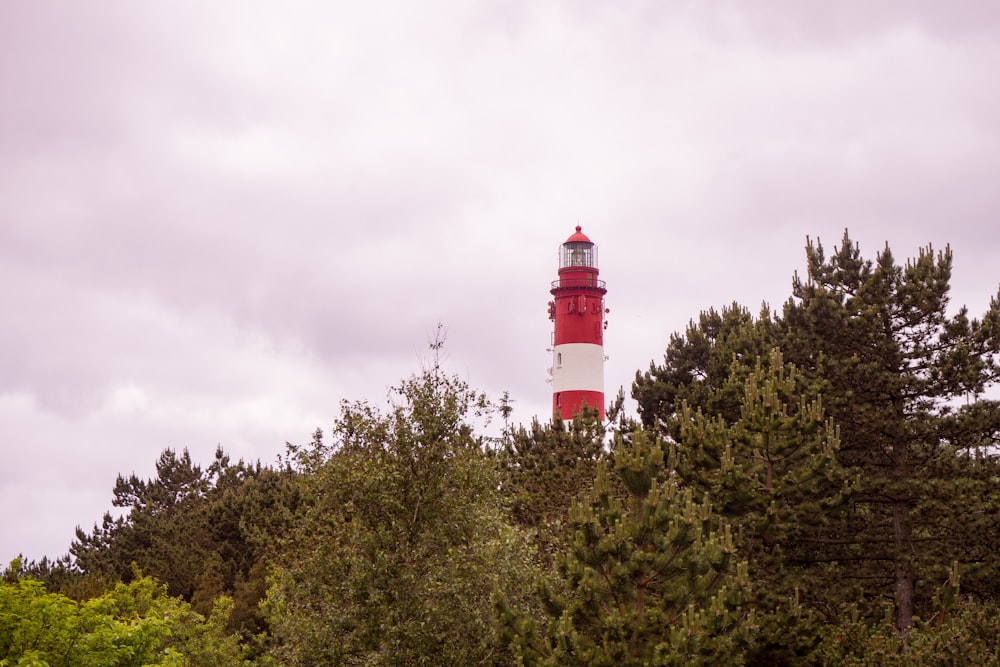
[
  {"xmin": 70, "ymin": 447, "xmax": 302, "ymax": 642},
  {"xmin": 499, "ymin": 430, "xmax": 755, "ymax": 665},
  {"xmin": 3, "ymin": 553, "xmax": 113, "ymax": 602},
  {"xmin": 498, "ymin": 410, "xmax": 606, "ymax": 541},
  {"xmin": 633, "ymin": 302, "xmax": 776, "ymax": 437},
  {"xmin": 780, "ymin": 232, "xmax": 1000, "ymax": 630},
  {"xmin": 670, "ymin": 349, "xmax": 856, "ymax": 662},
  {"xmin": 814, "ymin": 595, "xmax": 1000, "ymax": 666},
  {"xmin": 635, "ymin": 231, "xmax": 1000, "ymax": 636}
]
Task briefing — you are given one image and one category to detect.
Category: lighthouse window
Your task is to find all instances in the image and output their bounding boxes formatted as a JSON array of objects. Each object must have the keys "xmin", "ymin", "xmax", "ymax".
[
  {"xmin": 557, "ymin": 352, "xmax": 562, "ymax": 366},
  {"xmin": 560, "ymin": 242, "xmax": 596, "ymax": 269}
]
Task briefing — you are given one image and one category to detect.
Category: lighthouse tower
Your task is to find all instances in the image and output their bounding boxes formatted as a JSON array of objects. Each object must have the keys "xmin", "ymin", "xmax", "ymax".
[{"xmin": 548, "ymin": 226, "xmax": 607, "ymax": 421}]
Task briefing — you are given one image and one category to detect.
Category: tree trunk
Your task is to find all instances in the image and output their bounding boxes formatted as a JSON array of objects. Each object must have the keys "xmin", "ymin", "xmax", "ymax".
[{"xmin": 893, "ymin": 498, "xmax": 914, "ymax": 633}]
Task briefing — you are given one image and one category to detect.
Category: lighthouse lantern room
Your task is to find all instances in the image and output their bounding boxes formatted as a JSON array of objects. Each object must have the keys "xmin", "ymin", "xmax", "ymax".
[{"xmin": 548, "ymin": 226, "xmax": 607, "ymax": 421}]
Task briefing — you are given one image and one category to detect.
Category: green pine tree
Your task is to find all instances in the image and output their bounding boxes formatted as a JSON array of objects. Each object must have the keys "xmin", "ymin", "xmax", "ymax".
[
  {"xmin": 671, "ymin": 349, "xmax": 856, "ymax": 662},
  {"xmin": 633, "ymin": 302, "xmax": 776, "ymax": 438},
  {"xmin": 631, "ymin": 231, "xmax": 1000, "ymax": 637},
  {"xmin": 780, "ymin": 232, "xmax": 1000, "ymax": 631},
  {"xmin": 499, "ymin": 429, "xmax": 755, "ymax": 665},
  {"xmin": 498, "ymin": 410, "xmax": 606, "ymax": 561}
]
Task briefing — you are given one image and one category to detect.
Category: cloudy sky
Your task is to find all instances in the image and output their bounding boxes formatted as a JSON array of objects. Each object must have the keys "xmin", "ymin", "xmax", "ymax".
[{"xmin": 3, "ymin": 1, "xmax": 999, "ymax": 562}]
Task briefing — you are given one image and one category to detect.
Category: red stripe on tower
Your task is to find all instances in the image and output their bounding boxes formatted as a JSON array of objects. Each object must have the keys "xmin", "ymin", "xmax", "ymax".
[{"xmin": 548, "ymin": 226, "xmax": 607, "ymax": 421}]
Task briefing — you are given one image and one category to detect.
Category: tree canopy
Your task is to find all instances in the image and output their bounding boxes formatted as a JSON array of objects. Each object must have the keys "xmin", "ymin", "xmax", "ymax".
[
  {"xmin": 635, "ymin": 230, "xmax": 1000, "ymax": 638},
  {"xmin": 8, "ymin": 231, "xmax": 1000, "ymax": 665},
  {"xmin": 264, "ymin": 353, "xmax": 542, "ymax": 665}
]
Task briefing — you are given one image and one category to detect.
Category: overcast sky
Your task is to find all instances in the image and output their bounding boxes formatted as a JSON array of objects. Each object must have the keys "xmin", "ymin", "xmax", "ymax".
[{"xmin": 2, "ymin": 1, "xmax": 999, "ymax": 563}]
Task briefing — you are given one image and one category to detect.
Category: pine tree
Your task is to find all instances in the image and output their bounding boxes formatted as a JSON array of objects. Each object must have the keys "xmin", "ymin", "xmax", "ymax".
[
  {"xmin": 779, "ymin": 231, "xmax": 1000, "ymax": 631},
  {"xmin": 499, "ymin": 430, "xmax": 755, "ymax": 665},
  {"xmin": 69, "ymin": 447, "xmax": 300, "ymax": 645},
  {"xmin": 498, "ymin": 411, "xmax": 606, "ymax": 546},
  {"xmin": 633, "ymin": 302, "xmax": 776, "ymax": 439},
  {"xmin": 632, "ymin": 231, "xmax": 1000, "ymax": 635},
  {"xmin": 671, "ymin": 349, "xmax": 856, "ymax": 662}
]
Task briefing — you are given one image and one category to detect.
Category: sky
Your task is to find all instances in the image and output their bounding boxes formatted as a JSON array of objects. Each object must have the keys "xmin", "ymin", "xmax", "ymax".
[{"xmin": 2, "ymin": 1, "xmax": 999, "ymax": 563}]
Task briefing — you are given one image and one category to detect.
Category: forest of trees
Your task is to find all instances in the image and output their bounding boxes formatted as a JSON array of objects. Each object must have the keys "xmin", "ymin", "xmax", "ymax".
[{"xmin": 4, "ymin": 231, "xmax": 1000, "ymax": 665}]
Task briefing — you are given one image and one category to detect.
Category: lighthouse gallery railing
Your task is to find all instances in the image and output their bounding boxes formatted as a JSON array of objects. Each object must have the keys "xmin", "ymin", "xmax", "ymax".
[{"xmin": 551, "ymin": 278, "xmax": 607, "ymax": 291}]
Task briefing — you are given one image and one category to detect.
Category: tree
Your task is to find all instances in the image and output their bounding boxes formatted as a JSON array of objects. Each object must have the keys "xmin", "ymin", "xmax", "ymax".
[
  {"xmin": 70, "ymin": 447, "xmax": 301, "ymax": 646},
  {"xmin": 72, "ymin": 447, "xmax": 216, "ymax": 595},
  {"xmin": 813, "ymin": 572, "xmax": 1000, "ymax": 666},
  {"xmin": 264, "ymin": 355, "xmax": 542, "ymax": 665},
  {"xmin": 779, "ymin": 232, "xmax": 1000, "ymax": 631},
  {"xmin": 498, "ymin": 430, "xmax": 755, "ymax": 665},
  {"xmin": 498, "ymin": 411, "xmax": 606, "ymax": 540},
  {"xmin": 670, "ymin": 349, "xmax": 855, "ymax": 662},
  {"xmin": 632, "ymin": 231, "xmax": 1000, "ymax": 635},
  {"xmin": 0, "ymin": 568, "xmax": 248, "ymax": 666},
  {"xmin": 633, "ymin": 302, "xmax": 776, "ymax": 438}
]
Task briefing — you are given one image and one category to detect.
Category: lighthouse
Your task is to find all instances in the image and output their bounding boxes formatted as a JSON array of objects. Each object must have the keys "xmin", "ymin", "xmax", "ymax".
[{"xmin": 548, "ymin": 226, "xmax": 607, "ymax": 421}]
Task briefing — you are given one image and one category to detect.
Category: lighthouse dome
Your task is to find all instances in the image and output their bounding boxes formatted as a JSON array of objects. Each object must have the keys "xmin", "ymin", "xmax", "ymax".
[{"xmin": 565, "ymin": 225, "xmax": 591, "ymax": 244}]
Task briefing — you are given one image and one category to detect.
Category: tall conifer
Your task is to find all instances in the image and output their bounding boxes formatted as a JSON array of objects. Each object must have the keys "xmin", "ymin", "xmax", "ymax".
[
  {"xmin": 780, "ymin": 231, "xmax": 1000, "ymax": 631},
  {"xmin": 499, "ymin": 430, "xmax": 754, "ymax": 665}
]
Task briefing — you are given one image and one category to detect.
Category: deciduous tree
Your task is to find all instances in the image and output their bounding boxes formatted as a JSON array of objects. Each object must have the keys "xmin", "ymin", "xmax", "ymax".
[
  {"xmin": 0, "ymin": 568, "xmax": 248, "ymax": 666},
  {"xmin": 264, "ymin": 355, "xmax": 541, "ymax": 665}
]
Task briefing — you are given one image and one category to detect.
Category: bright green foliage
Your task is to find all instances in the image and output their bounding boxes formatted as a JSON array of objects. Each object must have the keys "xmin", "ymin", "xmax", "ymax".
[
  {"xmin": 499, "ymin": 430, "xmax": 755, "ymax": 665},
  {"xmin": 0, "ymin": 571, "xmax": 248, "ymax": 666},
  {"xmin": 264, "ymin": 358, "xmax": 541, "ymax": 665},
  {"xmin": 780, "ymin": 232, "xmax": 1000, "ymax": 630}
]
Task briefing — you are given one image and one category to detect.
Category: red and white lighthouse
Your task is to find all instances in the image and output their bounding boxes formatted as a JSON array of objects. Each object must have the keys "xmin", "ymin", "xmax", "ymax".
[{"xmin": 548, "ymin": 226, "xmax": 607, "ymax": 421}]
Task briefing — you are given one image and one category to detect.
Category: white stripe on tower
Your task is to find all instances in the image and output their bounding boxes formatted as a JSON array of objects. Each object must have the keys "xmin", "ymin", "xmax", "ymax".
[{"xmin": 552, "ymin": 343, "xmax": 604, "ymax": 394}]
